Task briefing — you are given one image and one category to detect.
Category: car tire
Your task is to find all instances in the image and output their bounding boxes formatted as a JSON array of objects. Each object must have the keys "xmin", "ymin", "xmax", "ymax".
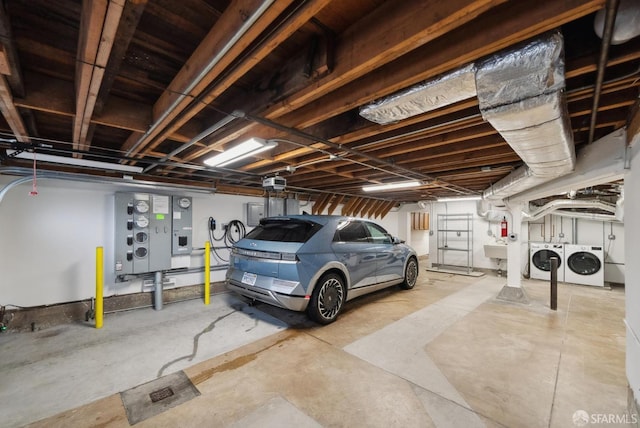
[
  {"xmin": 307, "ymin": 272, "xmax": 345, "ymax": 324},
  {"xmin": 400, "ymin": 257, "xmax": 418, "ymax": 290}
]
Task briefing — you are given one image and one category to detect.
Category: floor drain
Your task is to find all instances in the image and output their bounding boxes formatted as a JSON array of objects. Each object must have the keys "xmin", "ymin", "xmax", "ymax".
[{"xmin": 149, "ymin": 386, "xmax": 174, "ymax": 403}]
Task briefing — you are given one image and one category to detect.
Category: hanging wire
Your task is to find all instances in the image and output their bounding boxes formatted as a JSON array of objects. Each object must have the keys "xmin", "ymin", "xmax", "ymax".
[{"xmin": 29, "ymin": 151, "xmax": 38, "ymax": 196}]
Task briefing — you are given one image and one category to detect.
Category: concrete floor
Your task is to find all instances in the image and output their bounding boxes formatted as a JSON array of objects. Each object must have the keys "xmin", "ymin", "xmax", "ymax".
[{"xmin": 0, "ymin": 271, "xmax": 628, "ymax": 427}]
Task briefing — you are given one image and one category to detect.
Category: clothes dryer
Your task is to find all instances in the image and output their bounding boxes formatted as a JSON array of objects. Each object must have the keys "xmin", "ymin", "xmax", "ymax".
[
  {"xmin": 530, "ymin": 242, "xmax": 565, "ymax": 281},
  {"xmin": 564, "ymin": 244, "xmax": 605, "ymax": 287}
]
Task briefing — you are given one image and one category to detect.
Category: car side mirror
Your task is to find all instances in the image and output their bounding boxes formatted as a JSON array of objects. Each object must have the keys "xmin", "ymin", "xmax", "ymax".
[{"xmin": 392, "ymin": 236, "xmax": 404, "ymax": 244}]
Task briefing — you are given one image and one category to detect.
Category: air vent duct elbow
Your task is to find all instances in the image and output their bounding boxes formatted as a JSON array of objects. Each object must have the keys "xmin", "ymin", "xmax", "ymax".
[{"xmin": 477, "ymin": 32, "xmax": 576, "ymax": 202}]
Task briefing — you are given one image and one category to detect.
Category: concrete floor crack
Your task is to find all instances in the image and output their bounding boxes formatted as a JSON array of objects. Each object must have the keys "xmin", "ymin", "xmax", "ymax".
[{"xmin": 157, "ymin": 309, "xmax": 238, "ymax": 378}]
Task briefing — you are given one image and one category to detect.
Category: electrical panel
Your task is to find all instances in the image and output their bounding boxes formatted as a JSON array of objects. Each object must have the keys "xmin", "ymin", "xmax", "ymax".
[
  {"xmin": 246, "ymin": 202, "xmax": 264, "ymax": 226},
  {"xmin": 172, "ymin": 196, "xmax": 193, "ymax": 255},
  {"xmin": 115, "ymin": 193, "xmax": 193, "ymax": 274},
  {"xmin": 267, "ymin": 197, "xmax": 284, "ymax": 217}
]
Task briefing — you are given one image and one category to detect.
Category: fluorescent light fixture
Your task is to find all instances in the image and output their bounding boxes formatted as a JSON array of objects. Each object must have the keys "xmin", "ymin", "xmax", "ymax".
[
  {"xmin": 362, "ymin": 181, "xmax": 420, "ymax": 192},
  {"xmin": 436, "ymin": 195, "xmax": 482, "ymax": 202},
  {"xmin": 7, "ymin": 150, "xmax": 143, "ymax": 173},
  {"xmin": 204, "ymin": 137, "xmax": 277, "ymax": 167}
]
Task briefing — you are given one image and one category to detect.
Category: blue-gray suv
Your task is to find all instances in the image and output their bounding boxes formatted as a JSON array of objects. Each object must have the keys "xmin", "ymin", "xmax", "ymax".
[{"xmin": 226, "ymin": 215, "xmax": 418, "ymax": 324}]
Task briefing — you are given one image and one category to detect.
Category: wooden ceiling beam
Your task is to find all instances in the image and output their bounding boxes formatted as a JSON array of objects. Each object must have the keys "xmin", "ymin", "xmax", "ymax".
[
  {"xmin": 312, "ymin": 193, "xmax": 332, "ymax": 215},
  {"xmin": 94, "ymin": 0, "xmax": 148, "ymax": 115},
  {"xmin": 128, "ymin": 0, "xmax": 295, "ymax": 157},
  {"xmin": 340, "ymin": 197, "xmax": 360, "ymax": 216},
  {"xmin": 265, "ymin": 0, "xmax": 505, "ymax": 120},
  {"xmin": 0, "ymin": 3, "xmax": 24, "ymax": 97},
  {"xmin": 14, "ymin": 73, "xmax": 199, "ymax": 144},
  {"xmin": 183, "ymin": 0, "xmax": 504, "ymax": 161},
  {"xmin": 0, "ymin": 74, "xmax": 29, "ymax": 142},
  {"xmin": 73, "ymin": 0, "xmax": 124, "ymax": 154},
  {"xmin": 326, "ymin": 194, "xmax": 345, "ymax": 216},
  {"xmin": 276, "ymin": 0, "xmax": 605, "ymax": 132}
]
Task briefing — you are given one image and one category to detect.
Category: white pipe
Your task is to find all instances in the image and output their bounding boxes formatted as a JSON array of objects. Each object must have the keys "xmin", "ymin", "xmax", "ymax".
[
  {"xmin": 0, "ymin": 175, "xmax": 35, "ymax": 204},
  {"xmin": 125, "ymin": 0, "xmax": 276, "ymax": 157},
  {"xmin": 0, "ymin": 167, "xmax": 216, "ymax": 199},
  {"xmin": 522, "ymin": 199, "xmax": 617, "ymax": 222}
]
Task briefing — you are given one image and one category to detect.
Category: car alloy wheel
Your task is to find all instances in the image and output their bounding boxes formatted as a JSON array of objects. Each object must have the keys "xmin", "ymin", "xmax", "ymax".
[
  {"xmin": 401, "ymin": 257, "xmax": 418, "ymax": 289},
  {"xmin": 308, "ymin": 273, "xmax": 345, "ymax": 324}
]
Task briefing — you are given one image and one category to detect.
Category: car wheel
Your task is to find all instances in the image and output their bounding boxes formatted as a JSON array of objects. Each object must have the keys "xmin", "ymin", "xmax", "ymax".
[
  {"xmin": 401, "ymin": 257, "xmax": 418, "ymax": 289},
  {"xmin": 307, "ymin": 273, "xmax": 345, "ymax": 324}
]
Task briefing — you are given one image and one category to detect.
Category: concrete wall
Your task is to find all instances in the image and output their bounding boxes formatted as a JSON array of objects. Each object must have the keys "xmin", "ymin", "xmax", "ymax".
[{"xmin": 626, "ymin": 139, "xmax": 640, "ymax": 408}]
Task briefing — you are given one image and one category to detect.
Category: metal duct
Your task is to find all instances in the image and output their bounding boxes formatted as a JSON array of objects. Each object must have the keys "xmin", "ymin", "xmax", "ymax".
[
  {"xmin": 555, "ymin": 210, "xmax": 620, "ymax": 223},
  {"xmin": 359, "ymin": 64, "xmax": 477, "ymax": 125},
  {"xmin": 522, "ymin": 199, "xmax": 617, "ymax": 222},
  {"xmin": 478, "ymin": 32, "xmax": 576, "ymax": 202}
]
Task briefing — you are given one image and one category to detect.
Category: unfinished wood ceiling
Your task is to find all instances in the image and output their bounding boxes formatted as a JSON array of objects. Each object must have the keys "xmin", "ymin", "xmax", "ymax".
[{"xmin": 0, "ymin": 0, "xmax": 638, "ymax": 214}]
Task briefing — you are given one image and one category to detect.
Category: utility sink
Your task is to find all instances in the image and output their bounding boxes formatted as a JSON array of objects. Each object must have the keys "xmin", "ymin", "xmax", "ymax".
[{"xmin": 484, "ymin": 244, "xmax": 508, "ymax": 259}]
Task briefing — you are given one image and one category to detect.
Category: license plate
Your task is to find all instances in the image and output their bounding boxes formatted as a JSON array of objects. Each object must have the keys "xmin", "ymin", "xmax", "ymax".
[{"xmin": 241, "ymin": 272, "xmax": 257, "ymax": 286}]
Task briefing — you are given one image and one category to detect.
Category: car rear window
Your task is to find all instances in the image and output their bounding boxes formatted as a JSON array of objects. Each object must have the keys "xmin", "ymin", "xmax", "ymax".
[{"xmin": 245, "ymin": 219, "xmax": 322, "ymax": 243}]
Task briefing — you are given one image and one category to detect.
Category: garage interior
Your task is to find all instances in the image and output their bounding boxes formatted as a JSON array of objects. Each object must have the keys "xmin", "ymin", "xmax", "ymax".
[{"xmin": 0, "ymin": 0, "xmax": 639, "ymax": 426}]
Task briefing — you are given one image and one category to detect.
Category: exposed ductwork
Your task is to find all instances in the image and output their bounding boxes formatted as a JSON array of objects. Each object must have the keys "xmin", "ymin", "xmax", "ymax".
[
  {"xmin": 522, "ymin": 199, "xmax": 619, "ymax": 222},
  {"xmin": 477, "ymin": 32, "xmax": 576, "ymax": 203}
]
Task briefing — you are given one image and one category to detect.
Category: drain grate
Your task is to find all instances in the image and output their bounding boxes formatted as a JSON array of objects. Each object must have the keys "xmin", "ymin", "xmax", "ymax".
[
  {"xmin": 121, "ymin": 371, "xmax": 200, "ymax": 425},
  {"xmin": 149, "ymin": 386, "xmax": 174, "ymax": 403}
]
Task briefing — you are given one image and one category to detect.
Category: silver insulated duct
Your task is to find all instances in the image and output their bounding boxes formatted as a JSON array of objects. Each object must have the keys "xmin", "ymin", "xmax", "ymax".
[{"xmin": 478, "ymin": 32, "xmax": 576, "ymax": 202}]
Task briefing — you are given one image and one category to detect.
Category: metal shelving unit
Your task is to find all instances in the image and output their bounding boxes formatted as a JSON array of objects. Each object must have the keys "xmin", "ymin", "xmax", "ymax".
[{"xmin": 437, "ymin": 213, "xmax": 474, "ymax": 274}]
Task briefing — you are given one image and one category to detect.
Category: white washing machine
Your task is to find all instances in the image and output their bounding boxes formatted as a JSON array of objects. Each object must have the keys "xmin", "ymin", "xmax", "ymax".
[
  {"xmin": 564, "ymin": 244, "xmax": 605, "ymax": 287},
  {"xmin": 530, "ymin": 242, "xmax": 565, "ymax": 281}
]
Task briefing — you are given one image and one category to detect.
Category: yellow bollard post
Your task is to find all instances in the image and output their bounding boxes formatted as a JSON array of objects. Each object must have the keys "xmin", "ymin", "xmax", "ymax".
[
  {"xmin": 95, "ymin": 246, "xmax": 104, "ymax": 329},
  {"xmin": 204, "ymin": 241, "xmax": 211, "ymax": 305}
]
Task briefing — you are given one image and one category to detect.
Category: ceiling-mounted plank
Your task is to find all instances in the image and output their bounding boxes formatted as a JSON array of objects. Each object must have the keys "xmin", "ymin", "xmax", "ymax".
[
  {"xmin": 349, "ymin": 198, "xmax": 368, "ymax": 217},
  {"xmin": 128, "ymin": 0, "xmax": 294, "ymax": 158},
  {"xmin": 377, "ymin": 201, "xmax": 397, "ymax": 219},
  {"xmin": 0, "ymin": 46, "xmax": 10, "ymax": 75},
  {"xmin": 0, "ymin": 75, "xmax": 29, "ymax": 142},
  {"xmin": 366, "ymin": 200, "xmax": 384, "ymax": 218},
  {"xmin": 276, "ymin": 0, "xmax": 605, "ymax": 131},
  {"xmin": 73, "ymin": 0, "xmax": 125, "ymax": 154},
  {"xmin": 359, "ymin": 199, "xmax": 377, "ymax": 218},
  {"xmin": 148, "ymin": 0, "xmax": 332, "ymax": 157},
  {"xmin": 94, "ymin": 0, "xmax": 148, "ymax": 115},
  {"xmin": 312, "ymin": 193, "xmax": 331, "ymax": 215},
  {"xmin": 182, "ymin": 0, "xmax": 505, "ymax": 161},
  {"xmin": 0, "ymin": 4, "xmax": 24, "ymax": 97},
  {"xmin": 326, "ymin": 194, "xmax": 345, "ymax": 215},
  {"xmin": 340, "ymin": 197, "xmax": 359, "ymax": 216}
]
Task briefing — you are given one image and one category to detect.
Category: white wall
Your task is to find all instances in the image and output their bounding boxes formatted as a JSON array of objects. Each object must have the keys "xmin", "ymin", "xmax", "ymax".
[
  {"xmin": 625, "ymin": 138, "xmax": 640, "ymax": 406},
  {"xmin": 427, "ymin": 200, "xmax": 527, "ymax": 272},
  {"xmin": 0, "ymin": 176, "xmax": 265, "ymax": 306},
  {"xmin": 0, "ymin": 176, "xmax": 412, "ymax": 308}
]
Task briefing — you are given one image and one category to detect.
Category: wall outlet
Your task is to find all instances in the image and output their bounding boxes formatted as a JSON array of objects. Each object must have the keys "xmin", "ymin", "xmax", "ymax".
[{"xmin": 608, "ymin": 234, "xmax": 616, "ymax": 240}]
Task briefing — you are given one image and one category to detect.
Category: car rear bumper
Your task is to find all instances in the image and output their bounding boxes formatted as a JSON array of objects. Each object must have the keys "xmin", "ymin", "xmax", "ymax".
[{"xmin": 226, "ymin": 279, "xmax": 310, "ymax": 312}]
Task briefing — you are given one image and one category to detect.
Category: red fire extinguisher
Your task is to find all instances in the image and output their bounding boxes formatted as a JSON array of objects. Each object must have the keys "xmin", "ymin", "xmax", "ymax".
[{"xmin": 500, "ymin": 216, "xmax": 508, "ymax": 237}]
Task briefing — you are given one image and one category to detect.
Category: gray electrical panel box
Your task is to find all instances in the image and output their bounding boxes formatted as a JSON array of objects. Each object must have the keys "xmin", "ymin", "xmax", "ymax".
[
  {"xmin": 114, "ymin": 192, "xmax": 185, "ymax": 274},
  {"xmin": 172, "ymin": 196, "xmax": 193, "ymax": 255},
  {"xmin": 285, "ymin": 198, "xmax": 299, "ymax": 215},
  {"xmin": 267, "ymin": 197, "xmax": 284, "ymax": 217},
  {"xmin": 246, "ymin": 202, "xmax": 264, "ymax": 226}
]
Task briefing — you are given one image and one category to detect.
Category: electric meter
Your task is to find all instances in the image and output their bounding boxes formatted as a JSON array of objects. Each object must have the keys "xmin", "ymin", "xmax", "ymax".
[
  {"xmin": 135, "ymin": 215, "xmax": 149, "ymax": 228},
  {"xmin": 178, "ymin": 197, "xmax": 191, "ymax": 209},
  {"xmin": 134, "ymin": 200, "xmax": 149, "ymax": 213}
]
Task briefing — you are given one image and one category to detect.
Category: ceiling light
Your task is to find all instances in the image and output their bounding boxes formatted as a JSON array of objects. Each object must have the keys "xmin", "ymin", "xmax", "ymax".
[
  {"xmin": 362, "ymin": 181, "xmax": 420, "ymax": 192},
  {"xmin": 7, "ymin": 150, "xmax": 144, "ymax": 173},
  {"xmin": 203, "ymin": 138, "xmax": 277, "ymax": 167},
  {"xmin": 436, "ymin": 195, "xmax": 482, "ymax": 202}
]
